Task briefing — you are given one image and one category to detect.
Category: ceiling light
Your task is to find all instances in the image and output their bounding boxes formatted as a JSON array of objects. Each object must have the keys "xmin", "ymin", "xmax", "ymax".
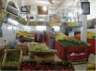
[
  {"xmin": 49, "ymin": 0, "xmax": 55, "ymax": 4},
  {"xmin": 68, "ymin": 13, "xmax": 74, "ymax": 18},
  {"xmin": 42, "ymin": 6, "xmax": 47, "ymax": 11},
  {"xmin": 52, "ymin": 26, "xmax": 60, "ymax": 32},
  {"xmin": 7, "ymin": 25, "xmax": 13, "ymax": 30},
  {"xmin": 36, "ymin": 0, "xmax": 49, "ymax": 5}
]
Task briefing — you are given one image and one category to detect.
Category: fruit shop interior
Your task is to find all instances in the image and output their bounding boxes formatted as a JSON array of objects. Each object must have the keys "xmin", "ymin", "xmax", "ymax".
[{"xmin": 0, "ymin": 0, "xmax": 96, "ymax": 71}]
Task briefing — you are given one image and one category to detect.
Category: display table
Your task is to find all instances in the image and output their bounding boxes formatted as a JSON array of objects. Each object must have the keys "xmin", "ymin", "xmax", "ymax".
[
  {"xmin": 55, "ymin": 41, "xmax": 89, "ymax": 64},
  {"xmin": 29, "ymin": 49, "xmax": 57, "ymax": 62}
]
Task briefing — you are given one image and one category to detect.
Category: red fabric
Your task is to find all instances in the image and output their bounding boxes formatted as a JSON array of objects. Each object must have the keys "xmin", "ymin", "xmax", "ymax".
[
  {"xmin": 55, "ymin": 41, "xmax": 67, "ymax": 60},
  {"xmin": 88, "ymin": 39, "xmax": 95, "ymax": 47},
  {"xmin": 88, "ymin": 39, "xmax": 96, "ymax": 54}
]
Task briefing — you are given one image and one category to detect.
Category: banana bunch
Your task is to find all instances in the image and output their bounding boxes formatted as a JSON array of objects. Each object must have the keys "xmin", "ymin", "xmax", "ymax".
[{"xmin": 16, "ymin": 31, "xmax": 32, "ymax": 37}]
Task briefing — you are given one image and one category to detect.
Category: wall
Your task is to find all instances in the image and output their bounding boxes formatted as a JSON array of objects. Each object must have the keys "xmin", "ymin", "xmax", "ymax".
[{"xmin": 87, "ymin": 0, "xmax": 96, "ymax": 20}]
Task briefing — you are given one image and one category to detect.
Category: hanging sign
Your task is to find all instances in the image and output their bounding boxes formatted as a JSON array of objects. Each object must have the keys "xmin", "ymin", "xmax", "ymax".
[
  {"xmin": 21, "ymin": 6, "xmax": 30, "ymax": 13},
  {"xmin": 81, "ymin": 2, "xmax": 90, "ymax": 15}
]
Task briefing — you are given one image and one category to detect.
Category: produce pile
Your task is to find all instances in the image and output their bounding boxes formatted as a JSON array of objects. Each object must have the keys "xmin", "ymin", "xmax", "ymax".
[
  {"xmin": 59, "ymin": 39, "xmax": 87, "ymax": 47},
  {"xmin": 29, "ymin": 42, "xmax": 49, "ymax": 52},
  {"xmin": 56, "ymin": 32, "xmax": 88, "ymax": 47},
  {"xmin": 16, "ymin": 31, "xmax": 32, "ymax": 37},
  {"xmin": 87, "ymin": 32, "xmax": 96, "ymax": 39},
  {"xmin": 68, "ymin": 22, "xmax": 78, "ymax": 27},
  {"xmin": 55, "ymin": 32, "xmax": 68, "ymax": 40}
]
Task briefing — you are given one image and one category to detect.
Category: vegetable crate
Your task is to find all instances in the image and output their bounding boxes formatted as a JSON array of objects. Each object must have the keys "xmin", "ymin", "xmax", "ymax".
[{"xmin": 1, "ymin": 49, "xmax": 22, "ymax": 71}]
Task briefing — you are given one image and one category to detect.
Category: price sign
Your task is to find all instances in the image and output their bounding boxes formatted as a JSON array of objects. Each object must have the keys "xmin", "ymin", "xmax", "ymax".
[{"xmin": 81, "ymin": 2, "xmax": 90, "ymax": 15}]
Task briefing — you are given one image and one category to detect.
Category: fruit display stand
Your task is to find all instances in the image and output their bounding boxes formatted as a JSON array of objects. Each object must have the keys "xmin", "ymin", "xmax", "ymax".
[
  {"xmin": 1, "ymin": 49, "xmax": 22, "ymax": 71},
  {"xmin": 66, "ymin": 47, "xmax": 89, "ymax": 64},
  {"xmin": 55, "ymin": 39, "xmax": 89, "ymax": 64},
  {"xmin": 87, "ymin": 31, "xmax": 96, "ymax": 54},
  {"xmin": 28, "ymin": 42, "xmax": 56, "ymax": 63},
  {"xmin": 43, "ymin": 32, "xmax": 90, "ymax": 63},
  {"xmin": 88, "ymin": 39, "xmax": 96, "ymax": 54},
  {"xmin": 29, "ymin": 51, "xmax": 56, "ymax": 63},
  {"xmin": 55, "ymin": 41, "xmax": 67, "ymax": 60},
  {"xmin": 74, "ymin": 31, "xmax": 96, "ymax": 54}
]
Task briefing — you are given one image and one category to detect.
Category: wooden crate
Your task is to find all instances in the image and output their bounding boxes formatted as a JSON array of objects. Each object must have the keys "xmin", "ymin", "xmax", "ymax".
[{"xmin": 1, "ymin": 49, "xmax": 22, "ymax": 71}]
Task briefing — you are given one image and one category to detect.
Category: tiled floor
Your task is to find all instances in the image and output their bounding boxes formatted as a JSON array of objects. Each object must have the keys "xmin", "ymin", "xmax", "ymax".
[
  {"xmin": 54, "ymin": 53, "xmax": 96, "ymax": 71},
  {"xmin": 74, "ymin": 54, "xmax": 96, "ymax": 71},
  {"xmin": 74, "ymin": 64, "xmax": 87, "ymax": 71}
]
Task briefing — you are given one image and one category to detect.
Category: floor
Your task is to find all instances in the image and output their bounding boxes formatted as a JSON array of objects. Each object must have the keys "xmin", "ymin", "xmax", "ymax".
[
  {"xmin": 54, "ymin": 53, "xmax": 96, "ymax": 71},
  {"xmin": 74, "ymin": 54, "xmax": 96, "ymax": 71}
]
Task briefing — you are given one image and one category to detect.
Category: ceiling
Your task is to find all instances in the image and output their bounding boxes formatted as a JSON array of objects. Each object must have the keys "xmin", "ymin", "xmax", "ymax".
[{"xmin": 3, "ymin": 0, "xmax": 96, "ymax": 20}]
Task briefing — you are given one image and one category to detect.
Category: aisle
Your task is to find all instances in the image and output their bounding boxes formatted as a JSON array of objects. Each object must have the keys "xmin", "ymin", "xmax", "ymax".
[
  {"xmin": 54, "ymin": 53, "xmax": 96, "ymax": 71},
  {"xmin": 74, "ymin": 64, "xmax": 87, "ymax": 71},
  {"xmin": 74, "ymin": 54, "xmax": 96, "ymax": 71}
]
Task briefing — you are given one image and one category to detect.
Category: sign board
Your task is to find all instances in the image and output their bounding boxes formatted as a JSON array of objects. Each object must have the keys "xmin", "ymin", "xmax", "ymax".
[
  {"xmin": 21, "ymin": 6, "xmax": 30, "ymax": 13},
  {"xmin": 81, "ymin": 2, "xmax": 90, "ymax": 15}
]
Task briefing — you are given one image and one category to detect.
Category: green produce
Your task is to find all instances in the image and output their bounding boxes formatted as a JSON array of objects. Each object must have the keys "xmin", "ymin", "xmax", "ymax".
[
  {"xmin": 59, "ymin": 39, "xmax": 87, "ymax": 47},
  {"xmin": 68, "ymin": 22, "xmax": 77, "ymax": 27},
  {"xmin": 93, "ymin": 33, "xmax": 96, "ymax": 39},
  {"xmin": 56, "ymin": 33, "xmax": 68, "ymax": 40},
  {"xmin": 29, "ymin": 42, "xmax": 49, "ymax": 52},
  {"xmin": 56, "ymin": 34, "xmax": 64, "ymax": 40}
]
